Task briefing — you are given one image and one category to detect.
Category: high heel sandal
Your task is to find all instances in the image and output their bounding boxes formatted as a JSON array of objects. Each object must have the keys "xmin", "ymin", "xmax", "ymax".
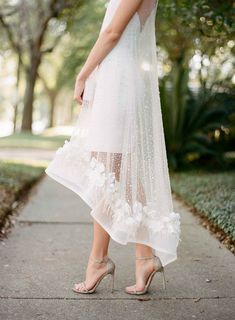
[
  {"xmin": 125, "ymin": 255, "xmax": 166, "ymax": 295},
  {"xmin": 72, "ymin": 255, "xmax": 115, "ymax": 294}
]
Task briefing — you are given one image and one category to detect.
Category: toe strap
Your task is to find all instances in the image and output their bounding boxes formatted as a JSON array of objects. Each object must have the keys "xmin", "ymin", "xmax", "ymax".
[
  {"xmin": 126, "ymin": 284, "xmax": 137, "ymax": 294},
  {"xmin": 134, "ymin": 284, "xmax": 137, "ymax": 294},
  {"xmin": 74, "ymin": 281, "xmax": 89, "ymax": 293},
  {"xmin": 81, "ymin": 281, "xmax": 89, "ymax": 293}
]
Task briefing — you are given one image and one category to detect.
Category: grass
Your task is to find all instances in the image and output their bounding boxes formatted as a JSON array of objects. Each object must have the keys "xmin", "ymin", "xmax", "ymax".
[
  {"xmin": 170, "ymin": 170, "xmax": 235, "ymax": 241},
  {"xmin": 0, "ymin": 159, "xmax": 46, "ymax": 227},
  {"xmin": 0, "ymin": 129, "xmax": 69, "ymax": 230},
  {"xmin": 0, "ymin": 131, "xmax": 69, "ymax": 150}
]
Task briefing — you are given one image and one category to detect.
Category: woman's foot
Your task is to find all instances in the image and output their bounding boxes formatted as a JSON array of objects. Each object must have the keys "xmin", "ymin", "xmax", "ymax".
[
  {"xmin": 125, "ymin": 256, "xmax": 156, "ymax": 293},
  {"xmin": 73, "ymin": 255, "xmax": 110, "ymax": 292}
]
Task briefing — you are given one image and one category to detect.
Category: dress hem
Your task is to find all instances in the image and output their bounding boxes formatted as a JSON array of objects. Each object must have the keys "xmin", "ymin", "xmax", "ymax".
[{"xmin": 45, "ymin": 168, "xmax": 178, "ymax": 267}]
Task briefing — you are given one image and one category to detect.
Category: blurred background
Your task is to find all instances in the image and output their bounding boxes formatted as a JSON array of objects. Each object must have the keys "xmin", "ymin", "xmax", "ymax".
[{"xmin": 0, "ymin": 0, "xmax": 234, "ymax": 247}]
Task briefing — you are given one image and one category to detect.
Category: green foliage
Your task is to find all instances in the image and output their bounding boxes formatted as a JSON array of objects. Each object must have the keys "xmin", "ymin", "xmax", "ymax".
[
  {"xmin": 157, "ymin": 0, "xmax": 235, "ymax": 170},
  {"xmin": 1, "ymin": 0, "xmax": 234, "ymax": 167},
  {"xmin": 0, "ymin": 132, "xmax": 69, "ymax": 149},
  {"xmin": 56, "ymin": 0, "xmax": 106, "ymax": 89},
  {"xmin": 0, "ymin": 160, "xmax": 45, "ymax": 225},
  {"xmin": 161, "ymin": 83, "xmax": 235, "ymax": 170},
  {"xmin": 171, "ymin": 170, "xmax": 235, "ymax": 240},
  {"xmin": 0, "ymin": 161, "xmax": 44, "ymax": 192},
  {"xmin": 158, "ymin": 0, "xmax": 235, "ymax": 39}
]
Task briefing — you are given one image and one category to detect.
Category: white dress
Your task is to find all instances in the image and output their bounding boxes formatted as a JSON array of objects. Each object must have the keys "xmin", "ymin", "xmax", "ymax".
[{"xmin": 45, "ymin": 0, "xmax": 181, "ymax": 267}]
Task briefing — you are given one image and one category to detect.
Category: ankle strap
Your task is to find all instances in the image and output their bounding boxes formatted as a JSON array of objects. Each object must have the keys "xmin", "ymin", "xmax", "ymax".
[
  {"xmin": 90, "ymin": 255, "xmax": 108, "ymax": 264},
  {"xmin": 136, "ymin": 255, "xmax": 155, "ymax": 260}
]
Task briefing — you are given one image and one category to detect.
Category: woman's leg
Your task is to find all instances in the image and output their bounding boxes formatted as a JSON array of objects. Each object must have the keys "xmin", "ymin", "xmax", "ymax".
[
  {"xmin": 135, "ymin": 243, "xmax": 153, "ymax": 258},
  {"xmin": 90, "ymin": 218, "xmax": 110, "ymax": 259},
  {"xmin": 126, "ymin": 243, "xmax": 155, "ymax": 291},
  {"xmin": 74, "ymin": 219, "xmax": 111, "ymax": 291},
  {"xmin": 126, "ymin": 175, "xmax": 156, "ymax": 292},
  {"xmin": 75, "ymin": 151, "xmax": 117, "ymax": 291}
]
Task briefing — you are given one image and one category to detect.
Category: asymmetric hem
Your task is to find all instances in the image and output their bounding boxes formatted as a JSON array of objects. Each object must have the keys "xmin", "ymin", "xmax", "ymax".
[
  {"xmin": 45, "ymin": 0, "xmax": 181, "ymax": 267},
  {"xmin": 45, "ymin": 166, "xmax": 178, "ymax": 267}
]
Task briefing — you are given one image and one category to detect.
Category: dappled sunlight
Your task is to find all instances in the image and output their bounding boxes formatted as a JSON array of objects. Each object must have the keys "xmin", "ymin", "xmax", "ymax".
[
  {"xmin": 0, "ymin": 132, "xmax": 69, "ymax": 150},
  {"xmin": 0, "ymin": 2, "xmax": 234, "ymax": 319},
  {"xmin": 1, "ymin": 158, "xmax": 49, "ymax": 168},
  {"xmin": 42, "ymin": 126, "xmax": 75, "ymax": 137}
]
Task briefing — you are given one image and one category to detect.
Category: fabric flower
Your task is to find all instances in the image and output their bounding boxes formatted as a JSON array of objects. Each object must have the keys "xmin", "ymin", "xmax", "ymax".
[
  {"xmin": 86, "ymin": 157, "xmax": 106, "ymax": 187},
  {"xmin": 143, "ymin": 205, "xmax": 156, "ymax": 219},
  {"xmin": 106, "ymin": 172, "xmax": 117, "ymax": 193},
  {"xmin": 133, "ymin": 201, "xmax": 143, "ymax": 223}
]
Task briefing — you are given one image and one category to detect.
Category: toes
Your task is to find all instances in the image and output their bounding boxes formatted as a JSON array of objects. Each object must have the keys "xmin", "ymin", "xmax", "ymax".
[
  {"xmin": 125, "ymin": 284, "xmax": 145, "ymax": 293},
  {"xmin": 125, "ymin": 284, "xmax": 136, "ymax": 293},
  {"xmin": 74, "ymin": 282, "xmax": 84, "ymax": 292},
  {"xmin": 73, "ymin": 283, "xmax": 80, "ymax": 291}
]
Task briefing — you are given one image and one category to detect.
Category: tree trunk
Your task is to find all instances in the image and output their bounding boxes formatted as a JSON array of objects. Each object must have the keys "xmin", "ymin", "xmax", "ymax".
[
  {"xmin": 13, "ymin": 103, "xmax": 18, "ymax": 132},
  {"xmin": 48, "ymin": 91, "xmax": 57, "ymax": 128},
  {"xmin": 13, "ymin": 55, "xmax": 22, "ymax": 132},
  {"xmin": 21, "ymin": 55, "xmax": 40, "ymax": 132}
]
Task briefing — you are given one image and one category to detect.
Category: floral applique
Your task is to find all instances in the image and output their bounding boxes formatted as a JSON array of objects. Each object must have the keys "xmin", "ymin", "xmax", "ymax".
[
  {"xmin": 86, "ymin": 157, "xmax": 181, "ymax": 237},
  {"xmin": 86, "ymin": 157, "xmax": 106, "ymax": 187},
  {"xmin": 55, "ymin": 139, "xmax": 181, "ymax": 239}
]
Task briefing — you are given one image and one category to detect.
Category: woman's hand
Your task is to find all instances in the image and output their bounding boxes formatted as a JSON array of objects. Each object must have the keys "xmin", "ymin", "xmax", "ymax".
[{"xmin": 74, "ymin": 76, "xmax": 85, "ymax": 105}]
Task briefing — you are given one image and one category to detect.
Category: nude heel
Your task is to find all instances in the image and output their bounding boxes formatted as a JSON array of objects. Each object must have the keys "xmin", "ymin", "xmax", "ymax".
[
  {"xmin": 161, "ymin": 267, "xmax": 166, "ymax": 290},
  {"xmin": 125, "ymin": 255, "xmax": 166, "ymax": 295},
  {"xmin": 72, "ymin": 255, "xmax": 115, "ymax": 294},
  {"xmin": 109, "ymin": 269, "xmax": 115, "ymax": 293},
  {"xmin": 153, "ymin": 255, "xmax": 166, "ymax": 291},
  {"xmin": 157, "ymin": 265, "xmax": 166, "ymax": 290}
]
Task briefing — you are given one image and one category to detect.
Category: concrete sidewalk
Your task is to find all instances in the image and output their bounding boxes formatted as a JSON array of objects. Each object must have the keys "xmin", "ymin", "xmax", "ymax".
[{"xmin": 0, "ymin": 176, "xmax": 234, "ymax": 320}]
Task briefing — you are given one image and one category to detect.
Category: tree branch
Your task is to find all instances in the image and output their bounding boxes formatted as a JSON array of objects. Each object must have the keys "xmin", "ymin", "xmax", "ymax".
[
  {"xmin": 0, "ymin": 12, "xmax": 26, "ymax": 69},
  {"xmin": 41, "ymin": 33, "xmax": 63, "ymax": 55},
  {"xmin": 34, "ymin": 0, "xmax": 66, "ymax": 54},
  {"xmin": 0, "ymin": 13, "xmax": 18, "ymax": 52}
]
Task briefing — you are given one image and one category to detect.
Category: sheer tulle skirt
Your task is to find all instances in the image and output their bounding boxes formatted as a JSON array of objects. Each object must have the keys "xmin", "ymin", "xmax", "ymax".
[{"xmin": 45, "ymin": 0, "xmax": 181, "ymax": 267}]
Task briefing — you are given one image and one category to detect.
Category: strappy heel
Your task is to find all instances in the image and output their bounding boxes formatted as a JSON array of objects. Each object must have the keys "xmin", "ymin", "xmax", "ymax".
[
  {"xmin": 125, "ymin": 255, "xmax": 166, "ymax": 295},
  {"xmin": 72, "ymin": 255, "xmax": 115, "ymax": 294}
]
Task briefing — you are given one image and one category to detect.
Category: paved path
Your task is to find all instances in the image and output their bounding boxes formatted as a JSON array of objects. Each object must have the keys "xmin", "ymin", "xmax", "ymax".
[
  {"xmin": 0, "ymin": 176, "xmax": 234, "ymax": 320},
  {"xmin": 0, "ymin": 148, "xmax": 55, "ymax": 162}
]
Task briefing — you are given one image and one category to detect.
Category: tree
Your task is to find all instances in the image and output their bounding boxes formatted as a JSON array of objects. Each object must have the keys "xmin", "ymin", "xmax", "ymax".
[
  {"xmin": 0, "ymin": 0, "xmax": 83, "ymax": 132},
  {"xmin": 156, "ymin": 0, "xmax": 235, "ymax": 169},
  {"xmin": 38, "ymin": 0, "xmax": 104, "ymax": 127}
]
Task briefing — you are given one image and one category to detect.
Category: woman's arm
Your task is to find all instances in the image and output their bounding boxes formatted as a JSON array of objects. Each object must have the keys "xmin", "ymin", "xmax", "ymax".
[{"xmin": 74, "ymin": 0, "xmax": 143, "ymax": 104}]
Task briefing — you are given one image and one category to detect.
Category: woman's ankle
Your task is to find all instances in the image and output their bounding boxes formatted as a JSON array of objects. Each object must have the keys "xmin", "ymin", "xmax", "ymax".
[
  {"xmin": 89, "ymin": 251, "xmax": 108, "ymax": 261},
  {"xmin": 135, "ymin": 246, "xmax": 153, "ymax": 259}
]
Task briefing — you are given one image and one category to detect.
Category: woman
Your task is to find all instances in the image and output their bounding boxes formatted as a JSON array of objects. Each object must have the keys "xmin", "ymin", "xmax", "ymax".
[{"xmin": 45, "ymin": 0, "xmax": 181, "ymax": 295}]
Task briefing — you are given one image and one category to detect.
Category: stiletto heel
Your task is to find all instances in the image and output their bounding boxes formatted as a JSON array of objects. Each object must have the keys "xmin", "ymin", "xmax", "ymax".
[
  {"xmin": 109, "ymin": 269, "xmax": 115, "ymax": 293},
  {"xmin": 161, "ymin": 267, "xmax": 166, "ymax": 290},
  {"xmin": 72, "ymin": 255, "xmax": 115, "ymax": 294},
  {"xmin": 125, "ymin": 255, "xmax": 166, "ymax": 295}
]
